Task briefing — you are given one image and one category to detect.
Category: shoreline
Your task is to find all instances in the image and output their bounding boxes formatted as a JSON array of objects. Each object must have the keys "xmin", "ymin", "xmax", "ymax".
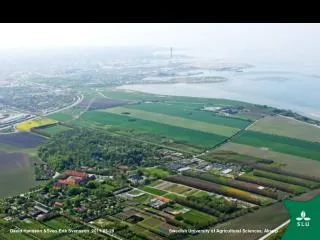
[{"xmin": 117, "ymin": 84, "xmax": 320, "ymax": 122}]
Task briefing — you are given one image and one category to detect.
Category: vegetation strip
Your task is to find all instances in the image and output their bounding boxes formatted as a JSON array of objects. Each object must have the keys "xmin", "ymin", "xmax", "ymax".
[
  {"xmin": 166, "ymin": 175, "xmax": 265, "ymax": 205},
  {"xmin": 253, "ymin": 170, "xmax": 319, "ymax": 188},
  {"xmin": 104, "ymin": 107, "xmax": 239, "ymax": 137},
  {"xmin": 182, "ymin": 170, "xmax": 279, "ymax": 199}
]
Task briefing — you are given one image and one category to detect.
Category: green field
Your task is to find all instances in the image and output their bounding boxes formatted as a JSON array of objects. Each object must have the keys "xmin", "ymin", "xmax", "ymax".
[
  {"xmin": 127, "ymin": 102, "xmax": 251, "ymax": 128},
  {"xmin": 218, "ymin": 142, "xmax": 320, "ymax": 178},
  {"xmin": 104, "ymin": 107, "xmax": 239, "ymax": 137},
  {"xmin": 133, "ymin": 193, "xmax": 154, "ymax": 204},
  {"xmin": 79, "ymin": 111, "xmax": 227, "ymax": 148},
  {"xmin": 37, "ymin": 125, "xmax": 72, "ymax": 136},
  {"xmin": 17, "ymin": 219, "xmax": 60, "ymax": 239},
  {"xmin": 238, "ymin": 172, "xmax": 308, "ymax": 194},
  {"xmin": 43, "ymin": 216, "xmax": 83, "ymax": 230},
  {"xmin": 191, "ymin": 189, "xmax": 320, "ymax": 240},
  {"xmin": 233, "ymin": 130, "xmax": 320, "ymax": 161},
  {"xmin": 181, "ymin": 209, "xmax": 217, "ymax": 226},
  {"xmin": 249, "ymin": 115, "xmax": 320, "ymax": 142},
  {"xmin": 48, "ymin": 112, "xmax": 73, "ymax": 121},
  {"xmin": 139, "ymin": 186, "xmax": 168, "ymax": 196},
  {"xmin": 253, "ymin": 170, "xmax": 319, "ymax": 188},
  {"xmin": 142, "ymin": 167, "xmax": 170, "ymax": 178}
]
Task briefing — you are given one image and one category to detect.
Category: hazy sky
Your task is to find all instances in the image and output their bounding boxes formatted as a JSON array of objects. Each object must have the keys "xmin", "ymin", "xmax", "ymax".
[{"xmin": 1, "ymin": 23, "xmax": 320, "ymax": 62}]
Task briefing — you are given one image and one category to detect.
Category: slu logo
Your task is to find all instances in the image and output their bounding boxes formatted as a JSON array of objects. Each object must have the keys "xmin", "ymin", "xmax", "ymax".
[{"xmin": 296, "ymin": 210, "xmax": 311, "ymax": 227}]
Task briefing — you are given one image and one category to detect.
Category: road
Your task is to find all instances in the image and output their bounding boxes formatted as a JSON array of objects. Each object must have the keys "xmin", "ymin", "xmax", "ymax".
[
  {"xmin": 258, "ymin": 219, "xmax": 290, "ymax": 240},
  {"xmin": 0, "ymin": 94, "xmax": 84, "ymax": 134}
]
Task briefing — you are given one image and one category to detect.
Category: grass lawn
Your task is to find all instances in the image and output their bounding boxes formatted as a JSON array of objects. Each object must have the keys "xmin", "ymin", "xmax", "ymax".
[
  {"xmin": 139, "ymin": 186, "xmax": 168, "ymax": 196},
  {"xmin": 133, "ymin": 193, "xmax": 154, "ymax": 204},
  {"xmin": 37, "ymin": 125, "xmax": 72, "ymax": 136},
  {"xmin": 104, "ymin": 107, "xmax": 239, "ymax": 137},
  {"xmin": 181, "ymin": 209, "xmax": 217, "ymax": 226}
]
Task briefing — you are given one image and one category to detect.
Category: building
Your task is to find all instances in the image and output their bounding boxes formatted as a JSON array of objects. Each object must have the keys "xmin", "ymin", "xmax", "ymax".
[
  {"xmin": 55, "ymin": 170, "xmax": 89, "ymax": 186},
  {"xmin": 149, "ymin": 196, "xmax": 170, "ymax": 209},
  {"xmin": 53, "ymin": 201, "xmax": 64, "ymax": 208}
]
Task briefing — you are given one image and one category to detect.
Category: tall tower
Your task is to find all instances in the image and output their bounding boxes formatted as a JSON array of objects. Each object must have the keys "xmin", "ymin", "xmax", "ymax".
[{"xmin": 170, "ymin": 47, "xmax": 173, "ymax": 58}]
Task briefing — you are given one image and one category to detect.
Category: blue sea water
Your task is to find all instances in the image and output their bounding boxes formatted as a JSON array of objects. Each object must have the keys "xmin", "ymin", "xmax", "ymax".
[{"xmin": 119, "ymin": 62, "xmax": 320, "ymax": 120}]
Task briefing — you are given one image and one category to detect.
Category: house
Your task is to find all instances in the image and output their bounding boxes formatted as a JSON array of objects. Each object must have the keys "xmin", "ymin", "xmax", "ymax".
[
  {"xmin": 56, "ymin": 170, "xmax": 89, "ymax": 186},
  {"xmin": 54, "ymin": 201, "xmax": 64, "ymax": 208},
  {"xmin": 221, "ymin": 168, "xmax": 232, "ymax": 174},
  {"xmin": 64, "ymin": 171, "xmax": 88, "ymax": 178},
  {"xmin": 149, "ymin": 196, "xmax": 170, "ymax": 209},
  {"xmin": 34, "ymin": 201, "xmax": 51, "ymax": 214},
  {"xmin": 177, "ymin": 166, "xmax": 191, "ymax": 173}
]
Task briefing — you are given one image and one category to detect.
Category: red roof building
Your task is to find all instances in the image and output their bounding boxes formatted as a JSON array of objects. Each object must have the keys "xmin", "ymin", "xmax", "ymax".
[{"xmin": 64, "ymin": 171, "xmax": 88, "ymax": 178}]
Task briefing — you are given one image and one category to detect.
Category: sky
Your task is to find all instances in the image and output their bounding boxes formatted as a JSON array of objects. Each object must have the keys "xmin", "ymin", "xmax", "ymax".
[{"xmin": 1, "ymin": 23, "xmax": 320, "ymax": 63}]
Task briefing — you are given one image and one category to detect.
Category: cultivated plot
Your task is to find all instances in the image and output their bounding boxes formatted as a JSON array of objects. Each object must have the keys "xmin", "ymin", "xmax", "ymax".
[
  {"xmin": 104, "ymin": 107, "xmax": 240, "ymax": 137},
  {"xmin": 249, "ymin": 115, "xmax": 320, "ymax": 142},
  {"xmin": 218, "ymin": 142, "xmax": 320, "ymax": 178},
  {"xmin": 233, "ymin": 130, "xmax": 320, "ymax": 161}
]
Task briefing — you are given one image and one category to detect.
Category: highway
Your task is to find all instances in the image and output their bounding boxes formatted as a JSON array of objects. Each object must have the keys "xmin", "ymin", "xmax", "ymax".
[{"xmin": 0, "ymin": 94, "xmax": 84, "ymax": 134}]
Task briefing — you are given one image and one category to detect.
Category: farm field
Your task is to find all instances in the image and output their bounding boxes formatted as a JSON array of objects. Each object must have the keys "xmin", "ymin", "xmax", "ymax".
[
  {"xmin": 16, "ymin": 118, "xmax": 58, "ymax": 131},
  {"xmin": 37, "ymin": 124, "xmax": 72, "ymax": 136},
  {"xmin": 0, "ymin": 132, "xmax": 47, "ymax": 148},
  {"xmin": 181, "ymin": 209, "xmax": 217, "ymax": 226},
  {"xmin": 190, "ymin": 188, "xmax": 320, "ymax": 240},
  {"xmin": 138, "ymin": 216, "xmax": 177, "ymax": 236},
  {"xmin": 0, "ymin": 151, "xmax": 41, "ymax": 198},
  {"xmin": 139, "ymin": 186, "xmax": 168, "ymax": 196},
  {"xmin": 236, "ymin": 172, "xmax": 308, "ymax": 194},
  {"xmin": 47, "ymin": 112, "xmax": 73, "ymax": 121},
  {"xmin": 104, "ymin": 107, "xmax": 240, "ymax": 137},
  {"xmin": 17, "ymin": 219, "xmax": 60, "ymax": 239},
  {"xmin": 252, "ymin": 170, "xmax": 319, "ymax": 189},
  {"xmin": 249, "ymin": 115, "xmax": 320, "ymax": 142},
  {"xmin": 43, "ymin": 216, "xmax": 84, "ymax": 230},
  {"xmin": 182, "ymin": 170, "xmax": 280, "ymax": 200},
  {"xmin": 166, "ymin": 175, "xmax": 274, "ymax": 206},
  {"xmin": 126, "ymin": 102, "xmax": 251, "ymax": 128},
  {"xmin": 233, "ymin": 130, "xmax": 320, "ymax": 161},
  {"xmin": 154, "ymin": 181, "xmax": 197, "ymax": 196},
  {"xmin": 218, "ymin": 142, "xmax": 320, "ymax": 178},
  {"xmin": 79, "ymin": 111, "xmax": 227, "ymax": 148}
]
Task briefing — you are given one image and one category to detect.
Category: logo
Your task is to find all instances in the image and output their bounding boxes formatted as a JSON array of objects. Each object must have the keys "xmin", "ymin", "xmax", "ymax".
[{"xmin": 296, "ymin": 210, "xmax": 311, "ymax": 227}]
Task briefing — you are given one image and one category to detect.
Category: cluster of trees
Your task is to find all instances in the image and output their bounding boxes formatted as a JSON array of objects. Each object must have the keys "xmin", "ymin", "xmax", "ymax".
[
  {"xmin": 254, "ymin": 163, "xmax": 320, "ymax": 184},
  {"xmin": 253, "ymin": 170, "xmax": 317, "ymax": 189},
  {"xmin": 236, "ymin": 175, "xmax": 302, "ymax": 194},
  {"xmin": 183, "ymin": 170, "xmax": 279, "ymax": 199},
  {"xmin": 38, "ymin": 128, "xmax": 160, "ymax": 171}
]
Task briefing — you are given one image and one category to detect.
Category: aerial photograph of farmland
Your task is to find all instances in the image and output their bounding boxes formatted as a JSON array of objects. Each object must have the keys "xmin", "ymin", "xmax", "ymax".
[{"xmin": 0, "ymin": 23, "xmax": 320, "ymax": 240}]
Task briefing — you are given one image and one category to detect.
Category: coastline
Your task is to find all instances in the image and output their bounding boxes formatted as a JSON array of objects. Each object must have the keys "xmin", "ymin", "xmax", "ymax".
[{"xmin": 117, "ymin": 84, "xmax": 320, "ymax": 122}]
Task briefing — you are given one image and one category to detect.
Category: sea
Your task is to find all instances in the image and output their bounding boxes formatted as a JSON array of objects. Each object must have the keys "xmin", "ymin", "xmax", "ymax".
[{"xmin": 118, "ymin": 60, "xmax": 320, "ymax": 120}]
